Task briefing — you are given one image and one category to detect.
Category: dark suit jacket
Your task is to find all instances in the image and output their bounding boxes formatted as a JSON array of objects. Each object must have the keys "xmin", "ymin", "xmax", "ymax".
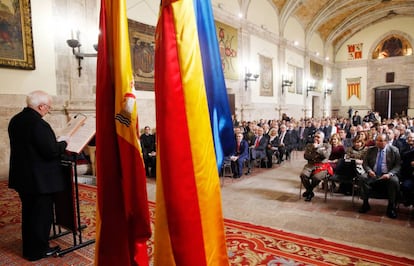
[
  {"xmin": 232, "ymin": 139, "xmax": 249, "ymax": 161},
  {"xmin": 363, "ymin": 145, "xmax": 401, "ymax": 176},
  {"xmin": 276, "ymin": 131, "xmax": 295, "ymax": 151},
  {"xmin": 252, "ymin": 135, "xmax": 268, "ymax": 151},
  {"xmin": 8, "ymin": 108, "xmax": 68, "ymax": 194},
  {"xmin": 140, "ymin": 133, "xmax": 156, "ymax": 158}
]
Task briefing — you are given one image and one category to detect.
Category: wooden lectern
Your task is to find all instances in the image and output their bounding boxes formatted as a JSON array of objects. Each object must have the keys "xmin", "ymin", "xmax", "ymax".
[{"xmin": 51, "ymin": 115, "xmax": 96, "ymax": 256}]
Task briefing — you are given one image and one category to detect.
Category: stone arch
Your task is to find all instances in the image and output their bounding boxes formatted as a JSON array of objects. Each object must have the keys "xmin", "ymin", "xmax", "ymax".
[{"xmin": 369, "ymin": 30, "xmax": 413, "ymax": 59}]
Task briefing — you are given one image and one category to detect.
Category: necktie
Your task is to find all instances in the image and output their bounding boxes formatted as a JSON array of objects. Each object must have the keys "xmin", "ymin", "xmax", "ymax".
[
  {"xmin": 255, "ymin": 137, "xmax": 260, "ymax": 147},
  {"xmin": 237, "ymin": 142, "xmax": 240, "ymax": 152},
  {"xmin": 376, "ymin": 149, "xmax": 384, "ymax": 176}
]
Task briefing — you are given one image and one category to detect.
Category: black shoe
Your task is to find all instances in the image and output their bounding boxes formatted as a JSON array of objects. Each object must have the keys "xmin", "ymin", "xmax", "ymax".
[
  {"xmin": 386, "ymin": 208, "xmax": 397, "ymax": 219},
  {"xmin": 304, "ymin": 191, "xmax": 314, "ymax": 201},
  {"xmin": 245, "ymin": 169, "xmax": 251, "ymax": 175},
  {"xmin": 302, "ymin": 191, "xmax": 314, "ymax": 198},
  {"xmin": 358, "ymin": 203, "xmax": 371, "ymax": 213},
  {"xmin": 45, "ymin": 245, "xmax": 61, "ymax": 257},
  {"xmin": 26, "ymin": 245, "xmax": 61, "ymax": 261},
  {"xmin": 304, "ymin": 194, "xmax": 314, "ymax": 202}
]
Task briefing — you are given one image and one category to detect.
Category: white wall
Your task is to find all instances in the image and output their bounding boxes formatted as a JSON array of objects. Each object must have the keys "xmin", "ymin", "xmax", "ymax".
[
  {"xmin": 308, "ymin": 32, "xmax": 324, "ymax": 57},
  {"xmin": 247, "ymin": 0, "xmax": 278, "ymax": 34},
  {"xmin": 284, "ymin": 17, "xmax": 305, "ymax": 48}
]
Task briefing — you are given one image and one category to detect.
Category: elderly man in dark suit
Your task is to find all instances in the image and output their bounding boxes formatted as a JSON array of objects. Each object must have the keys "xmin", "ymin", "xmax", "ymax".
[
  {"xmin": 247, "ymin": 127, "xmax": 268, "ymax": 173},
  {"xmin": 359, "ymin": 133, "xmax": 401, "ymax": 218},
  {"xmin": 8, "ymin": 90, "xmax": 68, "ymax": 261},
  {"xmin": 230, "ymin": 133, "xmax": 250, "ymax": 178},
  {"xmin": 276, "ymin": 124, "xmax": 295, "ymax": 163}
]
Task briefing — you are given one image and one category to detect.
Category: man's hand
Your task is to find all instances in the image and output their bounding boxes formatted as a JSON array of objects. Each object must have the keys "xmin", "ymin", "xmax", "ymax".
[
  {"xmin": 57, "ymin": 135, "xmax": 70, "ymax": 143},
  {"xmin": 368, "ymin": 170, "xmax": 376, "ymax": 178}
]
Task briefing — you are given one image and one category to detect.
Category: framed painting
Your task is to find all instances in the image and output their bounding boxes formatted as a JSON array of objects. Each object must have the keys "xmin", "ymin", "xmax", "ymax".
[
  {"xmin": 0, "ymin": 0, "xmax": 35, "ymax": 70},
  {"xmin": 128, "ymin": 19, "xmax": 155, "ymax": 91},
  {"xmin": 215, "ymin": 20, "xmax": 238, "ymax": 80}
]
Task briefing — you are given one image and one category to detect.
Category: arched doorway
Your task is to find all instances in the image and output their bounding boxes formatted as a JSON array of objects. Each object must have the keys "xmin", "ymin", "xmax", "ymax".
[{"xmin": 374, "ymin": 86, "xmax": 409, "ymax": 119}]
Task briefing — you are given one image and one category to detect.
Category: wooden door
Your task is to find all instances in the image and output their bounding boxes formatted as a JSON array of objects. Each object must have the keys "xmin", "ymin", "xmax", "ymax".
[
  {"xmin": 227, "ymin": 93, "xmax": 235, "ymax": 116},
  {"xmin": 374, "ymin": 87, "xmax": 408, "ymax": 119}
]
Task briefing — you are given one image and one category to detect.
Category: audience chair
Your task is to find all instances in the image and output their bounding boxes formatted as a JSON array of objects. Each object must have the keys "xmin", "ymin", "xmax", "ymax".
[
  {"xmin": 221, "ymin": 160, "xmax": 233, "ymax": 178},
  {"xmin": 352, "ymin": 178, "xmax": 402, "ymax": 209}
]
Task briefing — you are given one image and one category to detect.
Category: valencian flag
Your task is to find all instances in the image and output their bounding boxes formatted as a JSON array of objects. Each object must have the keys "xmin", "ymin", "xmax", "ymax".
[
  {"xmin": 154, "ymin": 0, "xmax": 235, "ymax": 265},
  {"xmin": 347, "ymin": 77, "xmax": 361, "ymax": 100},
  {"xmin": 95, "ymin": 0, "xmax": 151, "ymax": 265}
]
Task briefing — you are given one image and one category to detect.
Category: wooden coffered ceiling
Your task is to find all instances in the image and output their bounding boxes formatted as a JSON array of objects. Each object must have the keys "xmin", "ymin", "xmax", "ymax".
[{"xmin": 271, "ymin": 0, "xmax": 414, "ymax": 50}]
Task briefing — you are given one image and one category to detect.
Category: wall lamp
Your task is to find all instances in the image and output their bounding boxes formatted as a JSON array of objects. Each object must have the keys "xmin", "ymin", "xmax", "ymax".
[
  {"xmin": 281, "ymin": 75, "xmax": 293, "ymax": 94},
  {"xmin": 244, "ymin": 72, "xmax": 259, "ymax": 91},
  {"xmin": 306, "ymin": 80, "xmax": 316, "ymax": 97},
  {"xmin": 66, "ymin": 31, "xmax": 98, "ymax": 77},
  {"xmin": 324, "ymin": 82, "xmax": 333, "ymax": 98}
]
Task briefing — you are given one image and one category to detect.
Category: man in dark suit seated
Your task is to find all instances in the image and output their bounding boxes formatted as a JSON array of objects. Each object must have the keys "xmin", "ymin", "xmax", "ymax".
[
  {"xmin": 359, "ymin": 133, "xmax": 401, "ymax": 218},
  {"xmin": 277, "ymin": 124, "xmax": 295, "ymax": 163},
  {"xmin": 140, "ymin": 126, "xmax": 156, "ymax": 177},
  {"xmin": 248, "ymin": 127, "xmax": 268, "ymax": 172},
  {"xmin": 400, "ymin": 132, "xmax": 414, "ymax": 206},
  {"xmin": 230, "ymin": 133, "xmax": 249, "ymax": 178}
]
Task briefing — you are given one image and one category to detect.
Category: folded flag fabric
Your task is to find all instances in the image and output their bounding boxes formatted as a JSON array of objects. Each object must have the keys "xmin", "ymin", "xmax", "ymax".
[
  {"xmin": 154, "ymin": 0, "xmax": 233, "ymax": 265},
  {"xmin": 95, "ymin": 0, "xmax": 151, "ymax": 265}
]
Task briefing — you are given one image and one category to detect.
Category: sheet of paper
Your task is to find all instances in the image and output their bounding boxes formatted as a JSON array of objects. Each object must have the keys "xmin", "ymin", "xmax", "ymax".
[{"xmin": 65, "ymin": 116, "xmax": 96, "ymax": 154}]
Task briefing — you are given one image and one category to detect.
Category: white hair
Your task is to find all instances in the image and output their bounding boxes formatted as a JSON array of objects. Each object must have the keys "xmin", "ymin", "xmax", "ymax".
[{"xmin": 26, "ymin": 90, "xmax": 51, "ymax": 108}]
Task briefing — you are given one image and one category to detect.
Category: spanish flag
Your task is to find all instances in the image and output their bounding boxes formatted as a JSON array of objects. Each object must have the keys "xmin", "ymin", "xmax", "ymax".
[
  {"xmin": 154, "ymin": 0, "xmax": 234, "ymax": 265},
  {"xmin": 95, "ymin": 0, "xmax": 151, "ymax": 265}
]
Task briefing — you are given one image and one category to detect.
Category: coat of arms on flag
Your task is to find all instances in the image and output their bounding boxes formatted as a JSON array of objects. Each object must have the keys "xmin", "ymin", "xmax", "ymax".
[
  {"xmin": 347, "ymin": 43, "xmax": 363, "ymax": 60},
  {"xmin": 346, "ymin": 77, "xmax": 361, "ymax": 100}
]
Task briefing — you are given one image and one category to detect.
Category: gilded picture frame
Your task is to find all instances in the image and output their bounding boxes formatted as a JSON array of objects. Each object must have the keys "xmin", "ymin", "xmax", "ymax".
[{"xmin": 0, "ymin": 0, "xmax": 35, "ymax": 70}]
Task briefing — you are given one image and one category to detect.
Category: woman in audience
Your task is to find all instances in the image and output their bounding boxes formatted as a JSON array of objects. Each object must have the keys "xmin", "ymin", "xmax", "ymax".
[
  {"xmin": 327, "ymin": 133, "xmax": 345, "ymax": 171},
  {"xmin": 332, "ymin": 134, "xmax": 368, "ymax": 195},
  {"xmin": 358, "ymin": 131, "xmax": 375, "ymax": 146},
  {"xmin": 266, "ymin": 128, "xmax": 279, "ymax": 167}
]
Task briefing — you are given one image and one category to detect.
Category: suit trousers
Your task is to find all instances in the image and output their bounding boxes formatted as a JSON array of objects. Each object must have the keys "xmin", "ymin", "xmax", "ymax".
[
  {"xmin": 19, "ymin": 192, "xmax": 54, "ymax": 260},
  {"xmin": 358, "ymin": 175, "xmax": 400, "ymax": 207},
  {"xmin": 300, "ymin": 163, "xmax": 327, "ymax": 191}
]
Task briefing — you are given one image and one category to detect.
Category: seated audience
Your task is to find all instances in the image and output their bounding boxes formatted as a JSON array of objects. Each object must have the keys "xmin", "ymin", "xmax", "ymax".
[
  {"xmin": 300, "ymin": 131, "xmax": 332, "ymax": 202},
  {"xmin": 400, "ymin": 132, "xmax": 414, "ymax": 206},
  {"xmin": 276, "ymin": 124, "xmax": 295, "ymax": 163},
  {"xmin": 332, "ymin": 135, "xmax": 368, "ymax": 195},
  {"xmin": 248, "ymin": 127, "xmax": 268, "ymax": 172},
  {"xmin": 359, "ymin": 133, "xmax": 401, "ymax": 218},
  {"xmin": 230, "ymin": 133, "xmax": 249, "ymax": 178},
  {"xmin": 140, "ymin": 126, "xmax": 156, "ymax": 177}
]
